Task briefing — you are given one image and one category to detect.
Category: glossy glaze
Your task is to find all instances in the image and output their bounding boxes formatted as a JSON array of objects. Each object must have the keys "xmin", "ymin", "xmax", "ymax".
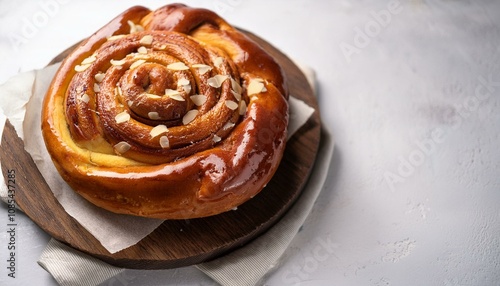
[{"xmin": 41, "ymin": 4, "xmax": 289, "ymax": 219}]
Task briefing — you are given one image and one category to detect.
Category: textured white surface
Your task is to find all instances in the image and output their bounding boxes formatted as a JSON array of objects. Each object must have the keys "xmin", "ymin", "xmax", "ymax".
[{"xmin": 1, "ymin": 0, "xmax": 500, "ymax": 285}]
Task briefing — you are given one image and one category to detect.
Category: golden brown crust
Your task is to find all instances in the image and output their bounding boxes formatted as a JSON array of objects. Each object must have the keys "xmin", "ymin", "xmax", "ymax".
[{"xmin": 41, "ymin": 4, "xmax": 289, "ymax": 219}]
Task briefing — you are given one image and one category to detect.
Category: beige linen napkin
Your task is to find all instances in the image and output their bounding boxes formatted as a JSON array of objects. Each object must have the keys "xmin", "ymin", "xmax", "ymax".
[{"xmin": 0, "ymin": 63, "xmax": 335, "ymax": 286}]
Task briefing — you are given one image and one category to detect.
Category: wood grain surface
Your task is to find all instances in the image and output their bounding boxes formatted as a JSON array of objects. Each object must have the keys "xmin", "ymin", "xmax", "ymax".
[{"xmin": 0, "ymin": 31, "xmax": 321, "ymax": 269}]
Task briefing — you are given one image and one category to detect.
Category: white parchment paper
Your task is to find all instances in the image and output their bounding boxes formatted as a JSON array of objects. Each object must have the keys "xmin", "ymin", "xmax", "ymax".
[{"xmin": 0, "ymin": 63, "xmax": 314, "ymax": 254}]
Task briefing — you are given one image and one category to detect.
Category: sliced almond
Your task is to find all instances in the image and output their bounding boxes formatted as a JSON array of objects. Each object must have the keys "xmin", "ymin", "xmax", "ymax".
[
  {"xmin": 115, "ymin": 86, "xmax": 123, "ymax": 96},
  {"xmin": 135, "ymin": 25, "xmax": 144, "ymax": 32},
  {"xmin": 169, "ymin": 94, "xmax": 185, "ymax": 101},
  {"xmin": 167, "ymin": 62, "xmax": 189, "ymax": 71},
  {"xmin": 115, "ymin": 111, "xmax": 130, "ymax": 124},
  {"xmin": 192, "ymin": 64, "xmax": 212, "ymax": 75},
  {"xmin": 213, "ymin": 57, "xmax": 224, "ymax": 68},
  {"xmin": 223, "ymin": 122, "xmax": 235, "ymax": 130},
  {"xmin": 239, "ymin": 100, "xmax": 247, "ymax": 115},
  {"xmin": 94, "ymin": 72, "xmax": 105, "ymax": 83},
  {"xmin": 127, "ymin": 20, "xmax": 137, "ymax": 33},
  {"xmin": 225, "ymin": 100, "xmax": 239, "ymax": 110},
  {"xmin": 159, "ymin": 136, "xmax": 170, "ymax": 148},
  {"xmin": 178, "ymin": 78, "xmax": 190, "ymax": 86},
  {"xmin": 110, "ymin": 58, "xmax": 127, "ymax": 66},
  {"xmin": 74, "ymin": 64, "xmax": 91, "ymax": 72},
  {"xmin": 213, "ymin": 135, "xmax": 221, "ymax": 143},
  {"xmin": 81, "ymin": 55, "xmax": 96, "ymax": 65},
  {"xmin": 182, "ymin": 109, "xmax": 198, "ymax": 125},
  {"xmin": 139, "ymin": 35, "xmax": 153, "ymax": 45},
  {"xmin": 80, "ymin": 93, "xmax": 90, "ymax": 103},
  {"xmin": 231, "ymin": 90, "xmax": 241, "ymax": 101},
  {"xmin": 137, "ymin": 46, "xmax": 148, "ymax": 54},
  {"xmin": 148, "ymin": 112, "xmax": 161, "ymax": 120},
  {"xmin": 114, "ymin": 141, "xmax": 131, "ymax": 154},
  {"xmin": 145, "ymin": 93, "xmax": 162, "ymax": 99},
  {"xmin": 207, "ymin": 75, "xmax": 229, "ymax": 88},
  {"xmin": 182, "ymin": 84, "xmax": 191, "ymax": 93},
  {"xmin": 231, "ymin": 78, "xmax": 243, "ymax": 94},
  {"xmin": 107, "ymin": 34, "xmax": 127, "ymax": 41},
  {"xmin": 165, "ymin": 89, "xmax": 185, "ymax": 101},
  {"xmin": 150, "ymin": 124, "xmax": 169, "ymax": 138},
  {"xmin": 190, "ymin": 94, "xmax": 207, "ymax": 106},
  {"xmin": 177, "ymin": 78, "xmax": 191, "ymax": 93},
  {"xmin": 130, "ymin": 59, "xmax": 146, "ymax": 69},
  {"xmin": 128, "ymin": 20, "xmax": 144, "ymax": 34},
  {"xmin": 165, "ymin": 89, "xmax": 181, "ymax": 96},
  {"xmin": 247, "ymin": 78, "xmax": 266, "ymax": 95}
]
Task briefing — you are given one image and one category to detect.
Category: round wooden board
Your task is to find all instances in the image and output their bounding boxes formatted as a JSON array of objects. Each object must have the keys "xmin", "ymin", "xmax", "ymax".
[{"xmin": 0, "ymin": 31, "xmax": 321, "ymax": 269}]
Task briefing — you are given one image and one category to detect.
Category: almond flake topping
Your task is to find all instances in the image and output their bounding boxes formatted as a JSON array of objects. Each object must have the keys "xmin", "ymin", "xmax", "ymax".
[
  {"xmin": 239, "ymin": 100, "xmax": 247, "ymax": 115},
  {"xmin": 192, "ymin": 64, "xmax": 212, "ymax": 75},
  {"xmin": 247, "ymin": 78, "xmax": 266, "ymax": 95},
  {"xmin": 79, "ymin": 93, "xmax": 90, "ymax": 103},
  {"xmin": 110, "ymin": 58, "xmax": 127, "ymax": 66},
  {"xmin": 94, "ymin": 72, "xmax": 105, "ymax": 83},
  {"xmin": 182, "ymin": 109, "xmax": 198, "ymax": 125},
  {"xmin": 213, "ymin": 135, "xmax": 221, "ymax": 143},
  {"xmin": 115, "ymin": 86, "xmax": 123, "ymax": 96},
  {"xmin": 115, "ymin": 111, "xmax": 130, "ymax": 124},
  {"xmin": 150, "ymin": 124, "xmax": 169, "ymax": 138},
  {"xmin": 130, "ymin": 59, "xmax": 146, "ymax": 69},
  {"xmin": 177, "ymin": 78, "xmax": 191, "ymax": 93},
  {"xmin": 114, "ymin": 141, "xmax": 131, "ymax": 154},
  {"xmin": 178, "ymin": 78, "xmax": 190, "ymax": 86},
  {"xmin": 81, "ymin": 55, "xmax": 97, "ymax": 65},
  {"xmin": 165, "ymin": 89, "xmax": 181, "ymax": 97},
  {"xmin": 231, "ymin": 78, "xmax": 243, "ymax": 94},
  {"xmin": 231, "ymin": 90, "xmax": 241, "ymax": 101},
  {"xmin": 167, "ymin": 62, "xmax": 189, "ymax": 71},
  {"xmin": 127, "ymin": 20, "xmax": 136, "ymax": 33},
  {"xmin": 214, "ymin": 57, "xmax": 224, "ymax": 68},
  {"xmin": 190, "ymin": 94, "xmax": 207, "ymax": 106},
  {"xmin": 165, "ymin": 89, "xmax": 184, "ymax": 101},
  {"xmin": 223, "ymin": 122, "xmax": 235, "ymax": 130},
  {"xmin": 159, "ymin": 136, "xmax": 170, "ymax": 148},
  {"xmin": 148, "ymin": 112, "xmax": 161, "ymax": 120},
  {"xmin": 128, "ymin": 20, "xmax": 144, "ymax": 33},
  {"xmin": 207, "ymin": 75, "xmax": 229, "ymax": 88},
  {"xmin": 139, "ymin": 35, "xmax": 153, "ymax": 45},
  {"xmin": 137, "ymin": 46, "xmax": 148, "ymax": 54},
  {"xmin": 74, "ymin": 64, "xmax": 91, "ymax": 72},
  {"xmin": 93, "ymin": 83, "xmax": 100, "ymax": 93},
  {"xmin": 107, "ymin": 34, "xmax": 127, "ymax": 41},
  {"xmin": 169, "ymin": 94, "xmax": 185, "ymax": 101},
  {"xmin": 127, "ymin": 100, "xmax": 134, "ymax": 107},
  {"xmin": 225, "ymin": 100, "xmax": 239, "ymax": 110},
  {"xmin": 145, "ymin": 93, "xmax": 161, "ymax": 99}
]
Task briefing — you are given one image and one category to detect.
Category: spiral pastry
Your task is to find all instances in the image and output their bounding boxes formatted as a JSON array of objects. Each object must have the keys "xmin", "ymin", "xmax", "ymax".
[{"xmin": 42, "ymin": 4, "xmax": 289, "ymax": 219}]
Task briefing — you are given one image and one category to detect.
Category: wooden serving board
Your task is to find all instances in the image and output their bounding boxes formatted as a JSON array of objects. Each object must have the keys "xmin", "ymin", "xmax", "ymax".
[{"xmin": 0, "ymin": 31, "xmax": 321, "ymax": 269}]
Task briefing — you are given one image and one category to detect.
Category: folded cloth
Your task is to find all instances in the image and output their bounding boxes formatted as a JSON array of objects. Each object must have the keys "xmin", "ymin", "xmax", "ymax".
[
  {"xmin": 37, "ymin": 126, "xmax": 333, "ymax": 286},
  {"xmin": 1, "ymin": 63, "xmax": 335, "ymax": 286}
]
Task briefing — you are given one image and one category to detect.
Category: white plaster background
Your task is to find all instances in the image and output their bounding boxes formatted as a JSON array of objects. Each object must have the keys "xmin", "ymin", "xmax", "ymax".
[{"xmin": 0, "ymin": 0, "xmax": 499, "ymax": 285}]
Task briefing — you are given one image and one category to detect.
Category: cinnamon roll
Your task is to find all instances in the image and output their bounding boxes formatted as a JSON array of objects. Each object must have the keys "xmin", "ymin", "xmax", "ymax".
[{"xmin": 42, "ymin": 4, "xmax": 289, "ymax": 219}]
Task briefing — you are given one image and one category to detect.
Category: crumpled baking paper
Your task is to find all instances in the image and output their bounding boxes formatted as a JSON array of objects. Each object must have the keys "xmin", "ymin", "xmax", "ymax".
[{"xmin": 0, "ymin": 63, "xmax": 315, "ymax": 254}]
